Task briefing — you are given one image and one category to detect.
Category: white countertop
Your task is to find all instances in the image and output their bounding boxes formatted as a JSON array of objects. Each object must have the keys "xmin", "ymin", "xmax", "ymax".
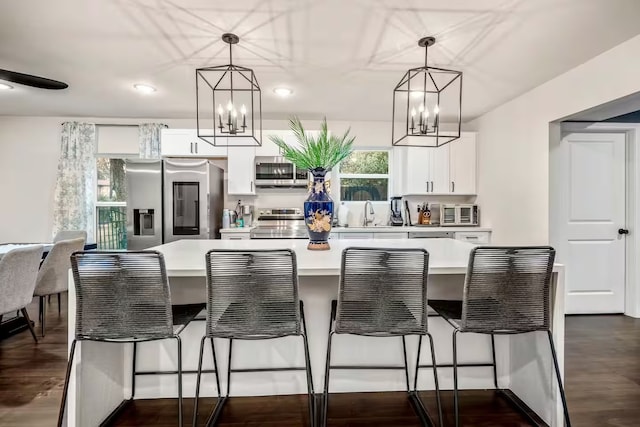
[
  {"xmin": 219, "ymin": 226, "xmax": 491, "ymax": 233},
  {"xmin": 330, "ymin": 225, "xmax": 492, "ymax": 233},
  {"xmin": 152, "ymin": 238, "xmax": 478, "ymax": 277}
]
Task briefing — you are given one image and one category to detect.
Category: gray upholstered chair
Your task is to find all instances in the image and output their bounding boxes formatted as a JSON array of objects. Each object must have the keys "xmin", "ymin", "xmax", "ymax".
[
  {"xmin": 59, "ymin": 251, "xmax": 188, "ymax": 427},
  {"xmin": 50, "ymin": 232, "xmax": 87, "ymax": 311},
  {"xmin": 0, "ymin": 245, "xmax": 44, "ymax": 342},
  {"xmin": 193, "ymin": 249, "xmax": 314, "ymax": 427},
  {"xmin": 53, "ymin": 230, "xmax": 87, "ymax": 243},
  {"xmin": 322, "ymin": 247, "xmax": 441, "ymax": 427},
  {"xmin": 426, "ymin": 246, "xmax": 571, "ymax": 427},
  {"xmin": 34, "ymin": 238, "xmax": 85, "ymax": 336}
]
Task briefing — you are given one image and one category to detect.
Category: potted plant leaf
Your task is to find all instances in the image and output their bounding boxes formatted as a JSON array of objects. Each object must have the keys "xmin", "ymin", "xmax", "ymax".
[{"xmin": 270, "ymin": 116, "xmax": 355, "ymax": 250}]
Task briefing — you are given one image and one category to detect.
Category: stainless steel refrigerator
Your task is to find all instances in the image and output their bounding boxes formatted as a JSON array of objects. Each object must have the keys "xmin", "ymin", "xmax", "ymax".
[
  {"xmin": 125, "ymin": 160, "xmax": 164, "ymax": 250},
  {"xmin": 163, "ymin": 158, "xmax": 224, "ymax": 242}
]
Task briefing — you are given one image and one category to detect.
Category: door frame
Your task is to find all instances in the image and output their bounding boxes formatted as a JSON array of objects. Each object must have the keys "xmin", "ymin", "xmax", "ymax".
[{"xmin": 551, "ymin": 122, "xmax": 640, "ymax": 317}]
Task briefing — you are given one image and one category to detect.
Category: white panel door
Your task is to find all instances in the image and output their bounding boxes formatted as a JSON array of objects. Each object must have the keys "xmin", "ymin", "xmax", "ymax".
[{"xmin": 562, "ymin": 132, "xmax": 626, "ymax": 314}]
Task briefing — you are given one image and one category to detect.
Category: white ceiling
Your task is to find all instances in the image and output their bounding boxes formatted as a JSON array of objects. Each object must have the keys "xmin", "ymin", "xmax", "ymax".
[{"xmin": 1, "ymin": 0, "xmax": 640, "ymax": 122}]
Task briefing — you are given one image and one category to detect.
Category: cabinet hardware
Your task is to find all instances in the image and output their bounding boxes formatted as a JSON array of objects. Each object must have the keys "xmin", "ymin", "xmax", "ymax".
[
  {"xmin": 619, "ymin": 228, "xmax": 630, "ymax": 235},
  {"xmin": 452, "ymin": 181, "xmax": 455, "ymax": 193},
  {"xmin": 194, "ymin": 142, "xmax": 198, "ymax": 154}
]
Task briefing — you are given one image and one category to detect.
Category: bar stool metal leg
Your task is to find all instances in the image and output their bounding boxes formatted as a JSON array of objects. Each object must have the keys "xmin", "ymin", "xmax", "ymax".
[
  {"xmin": 193, "ymin": 337, "xmax": 223, "ymax": 427},
  {"xmin": 322, "ymin": 301, "xmax": 336, "ymax": 427},
  {"xmin": 57, "ymin": 339, "xmax": 78, "ymax": 427},
  {"xmin": 490, "ymin": 334, "xmax": 498, "ymax": 389},
  {"xmin": 402, "ymin": 336, "xmax": 410, "ymax": 392},
  {"xmin": 176, "ymin": 336, "xmax": 183, "ymax": 427},
  {"xmin": 452, "ymin": 329, "xmax": 460, "ymax": 427},
  {"xmin": 131, "ymin": 342, "xmax": 137, "ymax": 399},
  {"xmin": 300, "ymin": 301, "xmax": 316, "ymax": 427},
  {"xmin": 547, "ymin": 330, "xmax": 572, "ymax": 427}
]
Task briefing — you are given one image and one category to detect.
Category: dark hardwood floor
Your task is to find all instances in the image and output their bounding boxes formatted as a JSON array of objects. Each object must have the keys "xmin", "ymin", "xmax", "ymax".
[{"xmin": 1, "ymin": 296, "xmax": 640, "ymax": 426}]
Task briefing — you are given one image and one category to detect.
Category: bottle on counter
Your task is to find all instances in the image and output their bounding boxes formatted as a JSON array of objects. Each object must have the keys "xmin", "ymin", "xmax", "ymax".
[
  {"xmin": 234, "ymin": 199, "xmax": 242, "ymax": 226},
  {"xmin": 222, "ymin": 209, "xmax": 231, "ymax": 229},
  {"xmin": 338, "ymin": 202, "xmax": 349, "ymax": 227}
]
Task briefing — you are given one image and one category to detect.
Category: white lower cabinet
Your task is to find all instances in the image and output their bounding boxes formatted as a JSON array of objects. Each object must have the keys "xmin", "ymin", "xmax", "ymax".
[{"xmin": 454, "ymin": 231, "xmax": 491, "ymax": 244}]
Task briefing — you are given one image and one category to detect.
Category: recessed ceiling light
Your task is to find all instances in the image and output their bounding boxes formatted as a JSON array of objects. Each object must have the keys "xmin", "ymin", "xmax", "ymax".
[
  {"xmin": 273, "ymin": 87, "xmax": 293, "ymax": 97},
  {"xmin": 0, "ymin": 83, "xmax": 14, "ymax": 90},
  {"xmin": 133, "ymin": 83, "xmax": 156, "ymax": 94}
]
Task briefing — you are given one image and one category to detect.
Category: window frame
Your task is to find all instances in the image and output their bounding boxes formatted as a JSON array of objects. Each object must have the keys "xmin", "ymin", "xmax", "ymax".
[
  {"xmin": 94, "ymin": 153, "xmax": 136, "ymax": 248},
  {"xmin": 336, "ymin": 148, "xmax": 393, "ymax": 203}
]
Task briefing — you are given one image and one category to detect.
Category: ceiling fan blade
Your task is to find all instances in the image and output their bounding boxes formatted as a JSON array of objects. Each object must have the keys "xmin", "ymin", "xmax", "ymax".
[{"xmin": 0, "ymin": 69, "xmax": 68, "ymax": 90}]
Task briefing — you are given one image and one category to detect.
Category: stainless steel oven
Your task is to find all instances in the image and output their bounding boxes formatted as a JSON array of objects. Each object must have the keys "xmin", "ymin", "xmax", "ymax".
[{"xmin": 255, "ymin": 157, "xmax": 308, "ymax": 188}]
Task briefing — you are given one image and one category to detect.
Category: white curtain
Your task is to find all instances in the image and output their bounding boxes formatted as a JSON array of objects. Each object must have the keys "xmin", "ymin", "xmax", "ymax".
[
  {"xmin": 52, "ymin": 122, "xmax": 97, "ymax": 241},
  {"xmin": 139, "ymin": 123, "xmax": 167, "ymax": 159}
]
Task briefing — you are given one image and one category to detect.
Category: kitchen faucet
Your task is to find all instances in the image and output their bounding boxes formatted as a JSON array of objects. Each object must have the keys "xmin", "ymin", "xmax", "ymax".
[{"xmin": 363, "ymin": 200, "xmax": 375, "ymax": 226}]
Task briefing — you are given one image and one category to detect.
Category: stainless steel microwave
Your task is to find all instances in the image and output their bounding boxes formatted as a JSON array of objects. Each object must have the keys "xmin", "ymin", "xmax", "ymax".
[{"xmin": 254, "ymin": 156, "xmax": 309, "ymax": 188}]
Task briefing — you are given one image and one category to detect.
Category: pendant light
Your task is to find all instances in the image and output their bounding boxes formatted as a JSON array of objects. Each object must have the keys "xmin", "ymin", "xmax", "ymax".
[
  {"xmin": 392, "ymin": 37, "xmax": 462, "ymax": 147},
  {"xmin": 196, "ymin": 33, "xmax": 262, "ymax": 146}
]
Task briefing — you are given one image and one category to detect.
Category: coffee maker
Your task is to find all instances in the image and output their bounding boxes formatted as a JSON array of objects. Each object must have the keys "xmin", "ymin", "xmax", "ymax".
[{"xmin": 390, "ymin": 197, "xmax": 404, "ymax": 226}]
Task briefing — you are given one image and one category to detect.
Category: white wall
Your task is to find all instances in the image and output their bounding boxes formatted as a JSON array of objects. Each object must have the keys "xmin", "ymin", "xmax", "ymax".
[
  {"xmin": 0, "ymin": 117, "xmax": 402, "ymax": 242},
  {"xmin": 471, "ymin": 34, "xmax": 640, "ymax": 244}
]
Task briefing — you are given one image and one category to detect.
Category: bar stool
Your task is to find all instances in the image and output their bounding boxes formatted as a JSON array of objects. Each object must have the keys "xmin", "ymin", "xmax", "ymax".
[
  {"xmin": 58, "ymin": 251, "xmax": 191, "ymax": 427},
  {"xmin": 321, "ymin": 247, "xmax": 442, "ymax": 427},
  {"xmin": 193, "ymin": 249, "xmax": 314, "ymax": 427},
  {"xmin": 424, "ymin": 246, "xmax": 571, "ymax": 427}
]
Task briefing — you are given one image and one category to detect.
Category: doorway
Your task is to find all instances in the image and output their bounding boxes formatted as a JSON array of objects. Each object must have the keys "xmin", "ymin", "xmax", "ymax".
[{"xmin": 551, "ymin": 122, "xmax": 640, "ymax": 316}]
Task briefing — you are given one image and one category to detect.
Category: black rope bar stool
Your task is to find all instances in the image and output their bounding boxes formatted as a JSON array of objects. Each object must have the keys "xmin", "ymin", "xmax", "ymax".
[
  {"xmin": 321, "ymin": 247, "xmax": 442, "ymax": 427},
  {"xmin": 193, "ymin": 249, "xmax": 314, "ymax": 427},
  {"xmin": 424, "ymin": 246, "xmax": 571, "ymax": 427},
  {"xmin": 58, "ymin": 251, "xmax": 195, "ymax": 427}
]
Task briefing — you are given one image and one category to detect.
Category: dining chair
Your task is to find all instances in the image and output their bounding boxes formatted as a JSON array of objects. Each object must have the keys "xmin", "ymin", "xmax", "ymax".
[
  {"xmin": 34, "ymin": 238, "xmax": 85, "ymax": 336},
  {"xmin": 53, "ymin": 230, "xmax": 87, "ymax": 243},
  {"xmin": 0, "ymin": 245, "xmax": 44, "ymax": 342},
  {"xmin": 50, "ymin": 231, "xmax": 87, "ymax": 311}
]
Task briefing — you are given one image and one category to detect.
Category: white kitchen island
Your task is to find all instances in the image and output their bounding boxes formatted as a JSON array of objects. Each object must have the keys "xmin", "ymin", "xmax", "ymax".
[{"xmin": 66, "ymin": 238, "xmax": 565, "ymax": 426}]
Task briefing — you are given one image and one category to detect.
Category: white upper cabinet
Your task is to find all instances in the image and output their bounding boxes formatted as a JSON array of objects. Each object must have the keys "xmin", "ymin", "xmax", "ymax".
[
  {"xmin": 160, "ymin": 129, "xmax": 228, "ymax": 157},
  {"xmin": 448, "ymin": 133, "xmax": 476, "ymax": 194},
  {"xmin": 227, "ymin": 146, "xmax": 256, "ymax": 195},
  {"xmin": 397, "ymin": 132, "xmax": 476, "ymax": 195},
  {"xmin": 256, "ymin": 131, "xmax": 285, "ymax": 156},
  {"xmin": 431, "ymin": 143, "xmax": 450, "ymax": 193}
]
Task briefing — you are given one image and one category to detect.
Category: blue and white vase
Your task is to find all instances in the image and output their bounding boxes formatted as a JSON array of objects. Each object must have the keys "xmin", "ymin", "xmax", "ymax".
[{"xmin": 304, "ymin": 168, "xmax": 333, "ymax": 250}]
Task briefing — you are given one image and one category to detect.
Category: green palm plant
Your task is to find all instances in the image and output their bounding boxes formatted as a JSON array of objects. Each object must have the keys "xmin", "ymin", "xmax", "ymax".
[{"xmin": 269, "ymin": 116, "xmax": 355, "ymax": 171}]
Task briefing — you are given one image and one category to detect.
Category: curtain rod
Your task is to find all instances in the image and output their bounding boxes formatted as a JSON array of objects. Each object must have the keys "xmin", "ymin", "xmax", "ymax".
[{"xmin": 60, "ymin": 122, "xmax": 141, "ymax": 127}]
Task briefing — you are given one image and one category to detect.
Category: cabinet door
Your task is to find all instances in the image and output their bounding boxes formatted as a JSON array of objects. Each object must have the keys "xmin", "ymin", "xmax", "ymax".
[
  {"xmin": 449, "ymin": 133, "xmax": 476, "ymax": 194},
  {"xmin": 161, "ymin": 129, "xmax": 194, "ymax": 156},
  {"xmin": 402, "ymin": 147, "xmax": 431, "ymax": 194},
  {"xmin": 373, "ymin": 232, "xmax": 408, "ymax": 239},
  {"xmin": 431, "ymin": 143, "xmax": 450, "ymax": 193},
  {"xmin": 454, "ymin": 231, "xmax": 490, "ymax": 244},
  {"xmin": 256, "ymin": 131, "xmax": 284, "ymax": 156},
  {"xmin": 340, "ymin": 232, "xmax": 374, "ymax": 239},
  {"xmin": 221, "ymin": 233, "xmax": 251, "ymax": 240},
  {"xmin": 227, "ymin": 147, "xmax": 256, "ymax": 195},
  {"xmin": 194, "ymin": 140, "xmax": 228, "ymax": 157}
]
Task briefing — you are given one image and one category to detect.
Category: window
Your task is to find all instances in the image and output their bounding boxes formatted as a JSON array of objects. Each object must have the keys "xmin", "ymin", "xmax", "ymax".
[
  {"xmin": 338, "ymin": 150, "xmax": 390, "ymax": 201},
  {"xmin": 96, "ymin": 157, "xmax": 127, "ymax": 249}
]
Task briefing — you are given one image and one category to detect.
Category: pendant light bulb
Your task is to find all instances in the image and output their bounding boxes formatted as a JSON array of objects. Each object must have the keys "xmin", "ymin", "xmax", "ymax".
[
  {"xmin": 232, "ymin": 109, "xmax": 237, "ymax": 118},
  {"xmin": 434, "ymin": 104, "xmax": 440, "ymax": 115},
  {"xmin": 411, "ymin": 108, "xmax": 416, "ymax": 117},
  {"xmin": 418, "ymin": 103, "xmax": 425, "ymax": 113},
  {"xmin": 240, "ymin": 104, "xmax": 247, "ymax": 115},
  {"xmin": 217, "ymin": 104, "xmax": 224, "ymax": 115},
  {"xmin": 227, "ymin": 100, "xmax": 233, "ymax": 111},
  {"xmin": 424, "ymin": 109, "xmax": 429, "ymax": 118}
]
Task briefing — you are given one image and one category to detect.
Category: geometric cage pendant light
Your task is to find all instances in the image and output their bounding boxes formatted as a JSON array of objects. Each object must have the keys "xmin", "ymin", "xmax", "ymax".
[
  {"xmin": 392, "ymin": 37, "xmax": 462, "ymax": 148},
  {"xmin": 196, "ymin": 33, "xmax": 262, "ymax": 147}
]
